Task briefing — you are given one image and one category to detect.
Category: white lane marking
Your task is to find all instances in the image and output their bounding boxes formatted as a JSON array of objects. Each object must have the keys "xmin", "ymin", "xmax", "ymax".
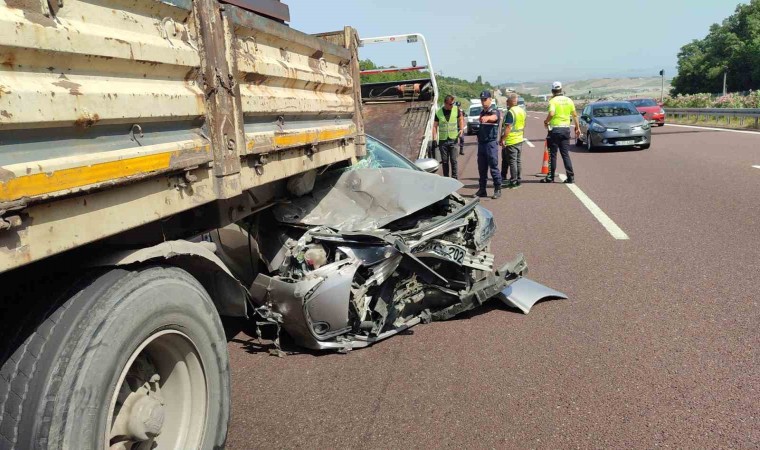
[
  {"xmin": 523, "ymin": 139, "xmax": 535, "ymax": 148},
  {"xmin": 753, "ymin": 165, "xmax": 760, "ymax": 169},
  {"xmin": 558, "ymin": 174, "xmax": 630, "ymax": 240},
  {"xmin": 664, "ymin": 124, "xmax": 760, "ymax": 135}
]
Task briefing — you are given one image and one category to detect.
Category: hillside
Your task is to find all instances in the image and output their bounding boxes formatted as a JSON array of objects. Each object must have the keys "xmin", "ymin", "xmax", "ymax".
[{"xmin": 502, "ymin": 77, "xmax": 674, "ymax": 100}]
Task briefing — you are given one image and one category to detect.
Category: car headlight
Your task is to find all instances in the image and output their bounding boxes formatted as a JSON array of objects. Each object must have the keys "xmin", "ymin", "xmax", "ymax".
[
  {"xmin": 590, "ymin": 122, "xmax": 606, "ymax": 133},
  {"xmin": 474, "ymin": 205, "xmax": 496, "ymax": 251},
  {"xmin": 632, "ymin": 123, "xmax": 650, "ymax": 132}
]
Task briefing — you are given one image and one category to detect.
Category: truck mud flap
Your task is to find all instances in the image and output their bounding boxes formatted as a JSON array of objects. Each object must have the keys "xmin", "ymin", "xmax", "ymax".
[{"xmin": 498, "ymin": 277, "xmax": 568, "ymax": 314}]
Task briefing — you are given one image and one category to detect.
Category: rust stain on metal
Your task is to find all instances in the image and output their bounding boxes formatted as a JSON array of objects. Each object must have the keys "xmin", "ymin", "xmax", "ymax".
[
  {"xmin": 168, "ymin": 145, "xmax": 212, "ymax": 168},
  {"xmin": 243, "ymin": 72, "xmax": 268, "ymax": 85},
  {"xmin": 52, "ymin": 79, "xmax": 83, "ymax": 96},
  {"xmin": 104, "ymin": 37, "xmax": 135, "ymax": 59},
  {"xmin": 2, "ymin": 53, "xmax": 15, "ymax": 69},
  {"xmin": 74, "ymin": 113, "xmax": 100, "ymax": 129}
]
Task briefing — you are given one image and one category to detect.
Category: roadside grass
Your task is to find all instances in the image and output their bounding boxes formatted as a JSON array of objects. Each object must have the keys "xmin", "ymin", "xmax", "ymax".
[{"xmin": 668, "ymin": 114, "xmax": 760, "ymax": 131}]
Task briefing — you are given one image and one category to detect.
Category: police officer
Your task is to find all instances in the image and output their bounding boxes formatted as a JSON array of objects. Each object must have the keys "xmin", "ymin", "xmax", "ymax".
[
  {"xmin": 455, "ymin": 101, "xmax": 465, "ymax": 155},
  {"xmin": 542, "ymin": 81, "xmax": 579, "ymax": 183},
  {"xmin": 500, "ymin": 93, "xmax": 526, "ymax": 189},
  {"xmin": 432, "ymin": 95, "xmax": 463, "ymax": 179},
  {"xmin": 475, "ymin": 90, "xmax": 502, "ymax": 199}
]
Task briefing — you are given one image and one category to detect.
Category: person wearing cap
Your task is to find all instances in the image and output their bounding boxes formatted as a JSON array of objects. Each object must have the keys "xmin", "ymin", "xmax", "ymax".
[
  {"xmin": 455, "ymin": 101, "xmax": 465, "ymax": 155},
  {"xmin": 542, "ymin": 81, "xmax": 579, "ymax": 184},
  {"xmin": 432, "ymin": 95, "xmax": 464, "ymax": 179},
  {"xmin": 475, "ymin": 90, "xmax": 503, "ymax": 199},
  {"xmin": 500, "ymin": 93, "xmax": 526, "ymax": 189}
]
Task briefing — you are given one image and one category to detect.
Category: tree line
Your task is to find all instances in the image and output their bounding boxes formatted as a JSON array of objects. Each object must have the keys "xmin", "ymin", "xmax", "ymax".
[{"xmin": 672, "ymin": 0, "xmax": 760, "ymax": 95}]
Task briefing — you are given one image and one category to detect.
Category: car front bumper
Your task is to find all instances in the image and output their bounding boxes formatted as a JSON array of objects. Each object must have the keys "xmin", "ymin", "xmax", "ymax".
[
  {"xmin": 589, "ymin": 128, "xmax": 651, "ymax": 147},
  {"xmin": 644, "ymin": 113, "xmax": 665, "ymax": 124}
]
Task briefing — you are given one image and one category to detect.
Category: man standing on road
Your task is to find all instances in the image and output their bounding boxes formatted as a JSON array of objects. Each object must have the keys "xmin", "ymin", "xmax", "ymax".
[
  {"xmin": 475, "ymin": 90, "xmax": 503, "ymax": 199},
  {"xmin": 456, "ymin": 101, "xmax": 465, "ymax": 155},
  {"xmin": 542, "ymin": 81, "xmax": 579, "ymax": 184},
  {"xmin": 500, "ymin": 93, "xmax": 526, "ymax": 189},
  {"xmin": 432, "ymin": 95, "xmax": 464, "ymax": 179}
]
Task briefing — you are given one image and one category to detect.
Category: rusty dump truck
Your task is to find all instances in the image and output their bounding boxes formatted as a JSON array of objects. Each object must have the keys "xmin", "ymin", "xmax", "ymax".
[{"xmin": 0, "ymin": 0, "xmax": 366, "ymax": 447}]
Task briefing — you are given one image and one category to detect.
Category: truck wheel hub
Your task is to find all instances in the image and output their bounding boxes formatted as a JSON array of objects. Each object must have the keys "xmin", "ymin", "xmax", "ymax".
[{"xmin": 127, "ymin": 394, "xmax": 165, "ymax": 440}]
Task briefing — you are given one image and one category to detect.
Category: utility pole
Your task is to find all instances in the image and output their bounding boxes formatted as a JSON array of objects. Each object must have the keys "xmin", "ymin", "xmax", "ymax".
[
  {"xmin": 723, "ymin": 70, "xmax": 727, "ymax": 96},
  {"xmin": 659, "ymin": 69, "xmax": 664, "ymax": 103}
]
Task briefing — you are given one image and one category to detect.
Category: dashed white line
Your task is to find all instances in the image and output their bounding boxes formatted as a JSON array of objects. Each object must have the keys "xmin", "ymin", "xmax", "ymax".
[
  {"xmin": 753, "ymin": 165, "xmax": 760, "ymax": 169},
  {"xmin": 664, "ymin": 124, "xmax": 760, "ymax": 135},
  {"xmin": 558, "ymin": 174, "xmax": 630, "ymax": 240},
  {"xmin": 523, "ymin": 139, "xmax": 535, "ymax": 148}
]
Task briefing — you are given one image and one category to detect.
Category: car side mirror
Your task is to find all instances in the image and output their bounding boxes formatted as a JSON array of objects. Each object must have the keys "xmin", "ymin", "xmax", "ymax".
[
  {"xmin": 415, "ymin": 158, "xmax": 440, "ymax": 173},
  {"xmin": 581, "ymin": 115, "xmax": 590, "ymax": 122},
  {"xmin": 641, "ymin": 111, "xmax": 646, "ymax": 116}
]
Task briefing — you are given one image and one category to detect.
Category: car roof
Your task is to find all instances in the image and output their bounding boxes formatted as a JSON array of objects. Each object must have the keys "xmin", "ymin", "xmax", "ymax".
[{"xmin": 589, "ymin": 101, "xmax": 634, "ymax": 106}]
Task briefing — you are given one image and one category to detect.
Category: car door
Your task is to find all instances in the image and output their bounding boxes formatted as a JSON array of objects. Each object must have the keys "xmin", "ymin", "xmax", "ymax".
[{"xmin": 580, "ymin": 106, "xmax": 591, "ymax": 138}]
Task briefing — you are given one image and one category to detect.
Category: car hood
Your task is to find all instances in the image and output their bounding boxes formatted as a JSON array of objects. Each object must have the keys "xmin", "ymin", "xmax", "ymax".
[
  {"xmin": 273, "ymin": 168, "xmax": 463, "ymax": 231},
  {"xmin": 594, "ymin": 115, "xmax": 647, "ymax": 127},
  {"xmin": 635, "ymin": 106, "xmax": 662, "ymax": 113}
]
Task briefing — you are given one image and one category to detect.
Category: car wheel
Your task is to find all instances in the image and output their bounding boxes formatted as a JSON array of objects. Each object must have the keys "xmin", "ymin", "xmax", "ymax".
[
  {"xmin": 640, "ymin": 143, "xmax": 651, "ymax": 149},
  {"xmin": 0, "ymin": 266, "xmax": 230, "ymax": 450},
  {"xmin": 575, "ymin": 134, "xmax": 584, "ymax": 147},
  {"xmin": 657, "ymin": 123, "xmax": 664, "ymax": 127},
  {"xmin": 586, "ymin": 133, "xmax": 595, "ymax": 151}
]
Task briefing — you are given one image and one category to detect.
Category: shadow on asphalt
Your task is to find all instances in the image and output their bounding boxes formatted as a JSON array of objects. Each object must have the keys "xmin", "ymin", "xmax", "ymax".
[
  {"xmin": 570, "ymin": 146, "xmax": 647, "ymax": 154},
  {"xmin": 460, "ymin": 179, "xmax": 552, "ymax": 189},
  {"xmin": 230, "ymin": 328, "xmax": 331, "ymax": 358}
]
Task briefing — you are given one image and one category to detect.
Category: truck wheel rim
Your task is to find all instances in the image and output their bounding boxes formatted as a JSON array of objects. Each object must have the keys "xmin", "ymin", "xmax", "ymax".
[{"xmin": 107, "ymin": 330, "xmax": 207, "ymax": 450}]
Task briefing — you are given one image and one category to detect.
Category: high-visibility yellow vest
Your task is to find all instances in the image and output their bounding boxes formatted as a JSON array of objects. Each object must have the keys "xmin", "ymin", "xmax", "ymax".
[
  {"xmin": 504, "ymin": 106, "xmax": 526, "ymax": 146},
  {"xmin": 436, "ymin": 105, "xmax": 459, "ymax": 141},
  {"xmin": 548, "ymin": 95, "xmax": 576, "ymax": 127}
]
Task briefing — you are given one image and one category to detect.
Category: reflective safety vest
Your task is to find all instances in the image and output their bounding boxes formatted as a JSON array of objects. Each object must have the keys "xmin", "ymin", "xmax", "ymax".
[
  {"xmin": 436, "ymin": 105, "xmax": 459, "ymax": 141},
  {"xmin": 504, "ymin": 106, "xmax": 526, "ymax": 146},
  {"xmin": 548, "ymin": 95, "xmax": 576, "ymax": 127}
]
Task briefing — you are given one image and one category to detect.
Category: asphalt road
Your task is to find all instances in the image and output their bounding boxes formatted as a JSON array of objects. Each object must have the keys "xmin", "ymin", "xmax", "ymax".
[{"xmin": 226, "ymin": 117, "xmax": 760, "ymax": 448}]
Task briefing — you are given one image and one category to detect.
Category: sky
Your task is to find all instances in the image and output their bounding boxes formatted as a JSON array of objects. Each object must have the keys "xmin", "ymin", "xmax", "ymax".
[{"xmin": 285, "ymin": 0, "xmax": 744, "ymax": 84}]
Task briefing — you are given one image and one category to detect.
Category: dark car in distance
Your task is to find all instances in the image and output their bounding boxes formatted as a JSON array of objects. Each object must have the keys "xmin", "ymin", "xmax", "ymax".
[{"xmin": 577, "ymin": 101, "xmax": 652, "ymax": 151}]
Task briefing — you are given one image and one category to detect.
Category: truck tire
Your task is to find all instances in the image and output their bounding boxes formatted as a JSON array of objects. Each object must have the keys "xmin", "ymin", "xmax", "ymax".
[{"xmin": 0, "ymin": 266, "xmax": 230, "ymax": 450}]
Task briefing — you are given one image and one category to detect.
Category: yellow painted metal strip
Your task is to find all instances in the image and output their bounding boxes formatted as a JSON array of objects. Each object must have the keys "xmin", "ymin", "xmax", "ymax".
[
  {"xmin": 273, "ymin": 127, "xmax": 354, "ymax": 148},
  {"xmin": 0, "ymin": 146, "xmax": 210, "ymax": 202}
]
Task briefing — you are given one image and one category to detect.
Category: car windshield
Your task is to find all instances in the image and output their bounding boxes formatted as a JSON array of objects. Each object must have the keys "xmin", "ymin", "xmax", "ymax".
[
  {"xmin": 592, "ymin": 103, "xmax": 640, "ymax": 117},
  {"xmin": 353, "ymin": 135, "xmax": 419, "ymax": 171},
  {"xmin": 628, "ymin": 99, "xmax": 657, "ymax": 107},
  {"xmin": 469, "ymin": 106, "xmax": 482, "ymax": 116}
]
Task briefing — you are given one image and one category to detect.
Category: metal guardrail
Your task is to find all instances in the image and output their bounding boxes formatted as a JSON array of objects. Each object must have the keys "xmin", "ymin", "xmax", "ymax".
[{"xmin": 665, "ymin": 108, "xmax": 760, "ymax": 128}]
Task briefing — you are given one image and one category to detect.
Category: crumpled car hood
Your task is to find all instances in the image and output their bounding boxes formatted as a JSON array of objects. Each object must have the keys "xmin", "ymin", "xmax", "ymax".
[{"xmin": 272, "ymin": 168, "xmax": 463, "ymax": 231}]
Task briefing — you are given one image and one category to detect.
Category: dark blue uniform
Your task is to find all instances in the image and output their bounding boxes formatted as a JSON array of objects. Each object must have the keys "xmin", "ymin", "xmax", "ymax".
[{"xmin": 477, "ymin": 106, "xmax": 502, "ymax": 193}]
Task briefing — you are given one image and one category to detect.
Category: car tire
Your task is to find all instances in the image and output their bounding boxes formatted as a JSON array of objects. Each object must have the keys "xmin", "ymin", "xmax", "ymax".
[
  {"xmin": 586, "ymin": 133, "xmax": 595, "ymax": 152},
  {"xmin": 575, "ymin": 134, "xmax": 584, "ymax": 147},
  {"xmin": 640, "ymin": 143, "xmax": 651, "ymax": 149},
  {"xmin": 657, "ymin": 123, "xmax": 664, "ymax": 127},
  {"xmin": 0, "ymin": 266, "xmax": 230, "ymax": 450}
]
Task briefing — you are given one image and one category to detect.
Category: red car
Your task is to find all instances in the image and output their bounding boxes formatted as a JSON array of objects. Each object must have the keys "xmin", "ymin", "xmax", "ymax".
[{"xmin": 627, "ymin": 98, "xmax": 666, "ymax": 126}]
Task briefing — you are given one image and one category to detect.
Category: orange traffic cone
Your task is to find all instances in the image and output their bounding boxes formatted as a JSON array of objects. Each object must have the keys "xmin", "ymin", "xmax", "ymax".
[{"xmin": 535, "ymin": 139, "xmax": 550, "ymax": 176}]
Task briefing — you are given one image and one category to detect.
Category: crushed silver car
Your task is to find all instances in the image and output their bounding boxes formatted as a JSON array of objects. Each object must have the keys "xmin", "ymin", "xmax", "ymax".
[{"xmin": 235, "ymin": 167, "xmax": 566, "ymax": 352}]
